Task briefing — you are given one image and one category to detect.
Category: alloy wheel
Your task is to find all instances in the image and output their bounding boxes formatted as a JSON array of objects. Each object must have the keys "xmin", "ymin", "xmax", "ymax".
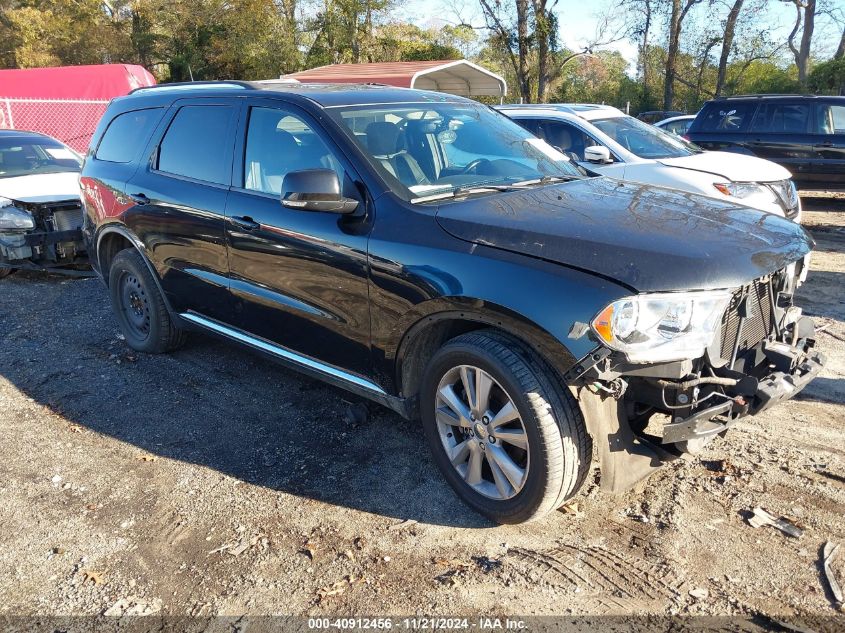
[{"xmin": 434, "ymin": 365, "xmax": 530, "ymax": 500}]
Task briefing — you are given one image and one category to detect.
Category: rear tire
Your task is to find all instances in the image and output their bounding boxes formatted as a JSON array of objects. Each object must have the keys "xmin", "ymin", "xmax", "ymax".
[
  {"xmin": 108, "ymin": 248, "xmax": 186, "ymax": 353},
  {"xmin": 420, "ymin": 330, "xmax": 591, "ymax": 524}
]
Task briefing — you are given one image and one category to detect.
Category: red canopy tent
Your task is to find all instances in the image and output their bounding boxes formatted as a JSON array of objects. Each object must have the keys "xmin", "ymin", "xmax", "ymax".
[{"xmin": 0, "ymin": 64, "xmax": 156, "ymax": 152}]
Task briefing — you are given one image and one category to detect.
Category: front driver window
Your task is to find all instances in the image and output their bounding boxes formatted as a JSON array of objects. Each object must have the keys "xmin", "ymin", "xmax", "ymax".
[
  {"xmin": 244, "ymin": 107, "xmax": 343, "ymax": 196},
  {"xmin": 537, "ymin": 121, "xmax": 592, "ymax": 161}
]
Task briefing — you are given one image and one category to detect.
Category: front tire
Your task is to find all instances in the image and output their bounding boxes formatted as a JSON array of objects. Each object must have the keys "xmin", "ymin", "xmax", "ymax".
[
  {"xmin": 108, "ymin": 248, "xmax": 186, "ymax": 353},
  {"xmin": 0, "ymin": 265, "xmax": 15, "ymax": 279},
  {"xmin": 420, "ymin": 330, "xmax": 591, "ymax": 524}
]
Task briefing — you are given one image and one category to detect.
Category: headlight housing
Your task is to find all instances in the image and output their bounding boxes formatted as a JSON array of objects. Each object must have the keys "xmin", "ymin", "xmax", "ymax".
[
  {"xmin": 0, "ymin": 197, "xmax": 34, "ymax": 230},
  {"xmin": 591, "ymin": 290, "xmax": 733, "ymax": 363},
  {"xmin": 713, "ymin": 181, "xmax": 772, "ymax": 201}
]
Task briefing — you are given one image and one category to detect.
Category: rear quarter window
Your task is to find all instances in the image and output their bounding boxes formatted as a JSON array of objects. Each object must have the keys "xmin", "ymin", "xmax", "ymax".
[
  {"xmin": 156, "ymin": 105, "xmax": 236, "ymax": 185},
  {"xmin": 95, "ymin": 108, "xmax": 162, "ymax": 163},
  {"xmin": 695, "ymin": 102, "xmax": 757, "ymax": 133}
]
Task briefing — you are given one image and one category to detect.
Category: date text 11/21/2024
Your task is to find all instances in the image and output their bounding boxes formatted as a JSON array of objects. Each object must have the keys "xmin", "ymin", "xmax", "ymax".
[{"xmin": 307, "ymin": 618, "xmax": 528, "ymax": 630}]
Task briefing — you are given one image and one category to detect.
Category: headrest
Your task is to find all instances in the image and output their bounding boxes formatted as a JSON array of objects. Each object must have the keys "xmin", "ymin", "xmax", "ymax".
[
  {"xmin": 271, "ymin": 129, "xmax": 298, "ymax": 154},
  {"xmin": 365, "ymin": 121, "xmax": 402, "ymax": 156},
  {"xmin": 547, "ymin": 126, "xmax": 572, "ymax": 150},
  {"xmin": 2, "ymin": 150, "xmax": 31, "ymax": 168}
]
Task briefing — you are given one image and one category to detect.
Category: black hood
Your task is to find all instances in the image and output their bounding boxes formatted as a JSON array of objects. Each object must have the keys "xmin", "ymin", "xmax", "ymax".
[{"xmin": 435, "ymin": 177, "xmax": 813, "ymax": 292}]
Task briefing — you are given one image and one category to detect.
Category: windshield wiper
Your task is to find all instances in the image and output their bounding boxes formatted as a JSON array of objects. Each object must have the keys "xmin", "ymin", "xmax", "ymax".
[
  {"xmin": 453, "ymin": 176, "xmax": 579, "ymax": 196},
  {"xmin": 410, "ymin": 175, "xmax": 580, "ymax": 204},
  {"xmin": 511, "ymin": 175, "xmax": 581, "ymax": 186}
]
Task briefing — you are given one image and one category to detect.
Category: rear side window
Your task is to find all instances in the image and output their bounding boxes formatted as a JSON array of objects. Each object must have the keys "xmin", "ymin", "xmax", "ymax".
[
  {"xmin": 95, "ymin": 108, "xmax": 161, "ymax": 163},
  {"xmin": 750, "ymin": 103, "xmax": 811, "ymax": 134},
  {"xmin": 157, "ymin": 105, "xmax": 236, "ymax": 185},
  {"xmin": 815, "ymin": 103, "xmax": 845, "ymax": 134},
  {"xmin": 696, "ymin": 102, "xmax": 757, "ymax": 132}
]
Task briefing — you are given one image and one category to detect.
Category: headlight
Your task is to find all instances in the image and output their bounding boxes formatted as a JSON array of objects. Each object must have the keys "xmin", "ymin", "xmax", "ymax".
[
  {"xmin": 713, "ymin": 182, "xmax": 771, "ymax": 200},
  {"xmin": 591, "ymin": 290, "xmax": 733, "ymax": 363},
  {"xmin": 0, "ymin": 197, "xmax": 35, "ymax": 230}
]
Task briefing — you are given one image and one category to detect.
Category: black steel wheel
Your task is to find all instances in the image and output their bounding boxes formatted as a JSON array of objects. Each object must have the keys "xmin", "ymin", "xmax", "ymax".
[{"xmin": 108, "ymin": 249, "xmax": 186, "ymax": 353}]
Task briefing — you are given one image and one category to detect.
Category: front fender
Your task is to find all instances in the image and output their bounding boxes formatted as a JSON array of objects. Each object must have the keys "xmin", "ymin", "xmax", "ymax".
[{"xmin": 373, "ymin": 243, "xmax": 631, "ymax": 392}]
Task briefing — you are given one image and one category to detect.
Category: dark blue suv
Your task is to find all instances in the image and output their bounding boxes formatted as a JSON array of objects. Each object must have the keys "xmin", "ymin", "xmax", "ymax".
[
  {"xmin": 80, "ymin": 81, "xmax": 822, "ymax": 523},
  {"xmin": 687, "ymin": 94, "xmax": 845, "ymax": 190}
]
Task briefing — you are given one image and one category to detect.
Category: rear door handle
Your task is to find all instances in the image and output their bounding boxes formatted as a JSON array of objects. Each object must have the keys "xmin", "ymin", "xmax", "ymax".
[
  {"xmin": 230, "ymin": 215, "xmax": 260, "ymax": 231},
  {"xmin": 129, "ymin": 192, "xmax": 150, "ymax": 205}
]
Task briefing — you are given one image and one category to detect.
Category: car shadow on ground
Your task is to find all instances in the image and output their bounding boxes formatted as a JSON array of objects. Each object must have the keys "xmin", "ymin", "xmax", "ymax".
[{"xmin": 0, "ymin": 272, "xmax": 492, "ymax": 529}]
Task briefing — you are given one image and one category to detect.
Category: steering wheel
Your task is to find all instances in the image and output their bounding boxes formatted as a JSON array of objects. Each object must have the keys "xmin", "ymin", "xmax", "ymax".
[{"xmin": 460, "ymin": 158, "xmax": 491, "ymax": 174}]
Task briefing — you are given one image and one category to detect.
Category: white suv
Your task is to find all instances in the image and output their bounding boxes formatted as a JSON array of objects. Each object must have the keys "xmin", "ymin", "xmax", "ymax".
[{"xmin": 498, "ymin": 104, "xmax": 801, "ymax": 222}]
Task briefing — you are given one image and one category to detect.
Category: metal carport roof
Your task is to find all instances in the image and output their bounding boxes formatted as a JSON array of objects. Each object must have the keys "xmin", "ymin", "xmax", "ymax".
[{"xmin": 285, "ymin": 60, "xmax": 507, "ymax": 97}]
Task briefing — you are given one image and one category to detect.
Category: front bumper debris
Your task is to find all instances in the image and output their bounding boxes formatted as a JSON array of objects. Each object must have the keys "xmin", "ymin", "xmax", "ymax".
[{"xmin": 661, "ymin": 342, "xmax": 824, "ymax": 445}]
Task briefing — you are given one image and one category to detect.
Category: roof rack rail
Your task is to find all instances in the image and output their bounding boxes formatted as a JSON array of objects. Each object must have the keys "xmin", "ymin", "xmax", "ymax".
[
  {"xmin": 129, "ymin": 80, "xmax": 254, "ymax": 95},
  {"xmin": 714, "ymin": 93, "xmax": 818, "ymax": 99}
]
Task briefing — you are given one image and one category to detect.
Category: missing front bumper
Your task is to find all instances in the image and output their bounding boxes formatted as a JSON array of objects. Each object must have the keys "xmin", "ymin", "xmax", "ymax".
[
  {"xmin": 0, "ymin": 228, "xmax": 90, "ymax": 275},
  {"xmin": 660, "ymin": 344, "xmax": 825, "ymax": 445}
]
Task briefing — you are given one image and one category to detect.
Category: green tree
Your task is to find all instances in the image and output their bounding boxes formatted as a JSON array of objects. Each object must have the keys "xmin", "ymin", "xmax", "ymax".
[{"xmin": 809, "ymin": 57, "xmax": 845, "ymax": 94}]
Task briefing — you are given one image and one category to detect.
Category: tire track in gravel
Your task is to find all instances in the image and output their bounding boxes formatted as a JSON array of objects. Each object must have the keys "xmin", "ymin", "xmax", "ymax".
[{"xmin": 507, "ymin": 544, "xmax": 684, "ymax": 611}]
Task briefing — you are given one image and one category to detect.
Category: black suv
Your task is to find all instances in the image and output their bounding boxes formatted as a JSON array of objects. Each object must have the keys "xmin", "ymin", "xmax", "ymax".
[
  {"xmin": 687, "ymin": 94, "xmax": 845, "ymax": 190},
  {"xmin": 81, "ymin": 82, "xmax": 824, "ymax": 524}
]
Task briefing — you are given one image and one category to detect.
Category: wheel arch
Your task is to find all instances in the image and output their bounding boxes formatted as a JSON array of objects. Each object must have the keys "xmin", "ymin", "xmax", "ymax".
[
  {"xmin": 95, "ymin": 224, "xmax": 178, "ymax": 319},
  {"xmin": 392, "ymin": 298, "xmax": 579, "ymax": 404}
]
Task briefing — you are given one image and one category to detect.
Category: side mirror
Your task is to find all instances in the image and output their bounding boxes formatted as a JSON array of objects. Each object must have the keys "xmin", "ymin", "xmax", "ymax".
[
  {"xmin": 281, "ymin": 169, "xmax": 359, "ymax": 214},
  {"xmin": 584, "ymin": 145, "xmax": 612, "ymax": 164}
]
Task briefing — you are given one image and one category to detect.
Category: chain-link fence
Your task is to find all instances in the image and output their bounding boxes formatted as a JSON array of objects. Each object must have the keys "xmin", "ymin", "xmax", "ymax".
[{"xmin": 0, "ymin": 97, "xmax": 109, "ymax": 154}]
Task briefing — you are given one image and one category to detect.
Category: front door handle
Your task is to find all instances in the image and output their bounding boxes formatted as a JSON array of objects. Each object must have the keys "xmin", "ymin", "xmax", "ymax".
[
  {"xmin": 129, "ymin": 192, "xmax": 150, "ymax": 205},
  {"xmin": 230, "ymin": 215, "xmax": 260, "ymax": 231}
]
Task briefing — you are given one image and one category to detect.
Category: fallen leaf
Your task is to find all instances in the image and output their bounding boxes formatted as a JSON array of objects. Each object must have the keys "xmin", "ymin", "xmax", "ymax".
[
  {"xmin": 68, "ymin": 424, "xmax": 84, "ymax": 433},
  {"xmin": 301, "ymin": 539, "xmax": 318, "ymax": 560},
  {"xmin": 560, "ymin": 501, "xmax": 584, "ymax": 518},
  {"xmin": 341, "ymin": 549, "xmax": 354, "ymax": 561},
  {"xmin": 317, "ymin": 580, "xmax": 347, "ymax": 601},
  {"xmin": 81, "ymin": 569, "xmax": 105, "ymax": 586},
  {"xmin": 52, "ymin": 546, "xmax": 66, "ymax": 556},
  {"xmin": 85, "ymin": 503, "xmax": 98, "ymax": 511},
  {"xmin": 689, "ymin": 587, "xmax": 709, "ymax": 600},
  {"xmin": 388, "ymin": 519, "xmax": 418, "ymax": 531},
  {"xmin": 135, "ymin": 455, "xmax": 158, "ymax": 462},
  {"xmin": 229, "ymin": 535, "xmax": 260, "ymax": 557}
]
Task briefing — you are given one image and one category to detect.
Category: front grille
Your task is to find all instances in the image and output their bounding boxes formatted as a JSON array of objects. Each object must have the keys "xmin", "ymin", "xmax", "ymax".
[
  {"xmin": 766, "ymin": 179, "xmax": 799, "ymax": 220},
  {"xmin": 719, "ymin": 278, "xmax": 774, "ymax": 362}
]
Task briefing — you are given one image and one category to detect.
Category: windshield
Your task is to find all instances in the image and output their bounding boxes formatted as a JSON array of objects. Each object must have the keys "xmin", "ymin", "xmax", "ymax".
[
  {"xmin": 591, "ymin": 116, "xmax": 699, "ymax": 159},
  {"xmin": 328, "ymin": 102, "xmax": 586, "ymax": 202},
  {"xmin": 0, "ymin": 137, "xmax": 82, "ymax": 179}
]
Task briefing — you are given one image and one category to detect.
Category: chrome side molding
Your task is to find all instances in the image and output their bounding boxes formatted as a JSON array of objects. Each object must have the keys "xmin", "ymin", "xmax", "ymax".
[{"xmin": 179, "ymin": 312, "xmax": 387, "ymax": 396}]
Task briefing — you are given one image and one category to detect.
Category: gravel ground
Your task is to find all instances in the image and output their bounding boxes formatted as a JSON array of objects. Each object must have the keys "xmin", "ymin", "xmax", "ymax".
[{"xmin": 0, "ymin": 194, "xmax": 844, "ymax": 624}]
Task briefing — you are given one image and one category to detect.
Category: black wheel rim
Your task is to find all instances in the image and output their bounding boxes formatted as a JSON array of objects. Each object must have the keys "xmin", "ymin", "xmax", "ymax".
[{"xmin": 118, "ymin": 272, "xmax": 151, "ymax": 341}]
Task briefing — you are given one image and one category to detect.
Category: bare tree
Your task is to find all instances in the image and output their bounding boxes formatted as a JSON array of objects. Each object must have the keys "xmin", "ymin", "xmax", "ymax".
[
  {"xmin": 783, "ymin": 0, "xmax": 816, "ymax": 87},
  {"xmin": 664, "ymin": 0, "xmax": 704, "ymax": 110},
  {"xmin": 533, "ymin": 0, "xmax": 557, "ymax": 102},
  {"xmin": 477, "ymin": 0, "xmax": 531, "ymax": 101},
  {"xmin": 715, "ymin": 0, "xmax": 744, "ymax": 96}
]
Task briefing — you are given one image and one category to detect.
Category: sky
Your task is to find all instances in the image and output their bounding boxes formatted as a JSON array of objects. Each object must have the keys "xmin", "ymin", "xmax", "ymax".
[{"xmin": 398, "ymin": 0, "xmax": 844, "ymax": 71}]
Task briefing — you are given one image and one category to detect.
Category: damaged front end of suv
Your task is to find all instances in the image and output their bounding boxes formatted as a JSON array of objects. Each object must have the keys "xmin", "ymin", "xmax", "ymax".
[
  {"xmin": 567, "ymin": 256, "xmax": 824, "ymax": 490},
  {"xmin": 0, "ymin": 196, "xmax": 88, "ymax": 277},
  {"xmin": 0, "ymin": 131, "xmax": 88, "ymax": 279}
]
